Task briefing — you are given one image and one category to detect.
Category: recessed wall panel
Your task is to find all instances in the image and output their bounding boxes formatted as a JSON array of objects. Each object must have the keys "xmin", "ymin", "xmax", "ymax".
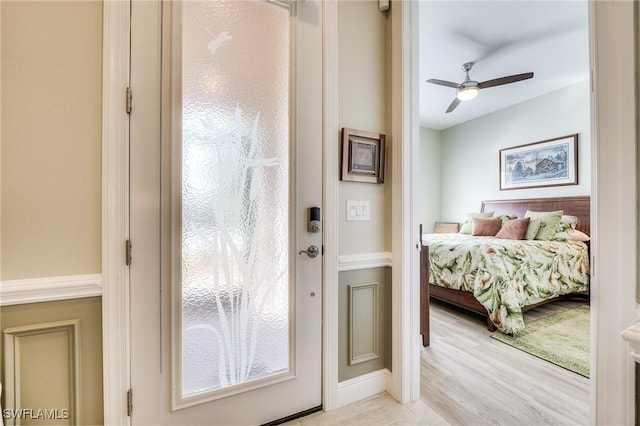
[{"xmin": 3, "ymin": 320, "xmax": 80, "ymax": 425}]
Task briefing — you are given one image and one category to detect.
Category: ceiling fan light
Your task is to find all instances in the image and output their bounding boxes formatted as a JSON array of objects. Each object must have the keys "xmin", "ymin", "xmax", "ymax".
[{"xmin": 457, "ymin": 86, "xmax": 479, "ymax": 101}]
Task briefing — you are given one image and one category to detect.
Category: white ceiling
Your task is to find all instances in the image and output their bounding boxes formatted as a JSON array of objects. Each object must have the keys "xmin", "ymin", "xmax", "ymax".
[{"xmin": 419, "ymin": 1, "xmax": 590, "ymax": 130}]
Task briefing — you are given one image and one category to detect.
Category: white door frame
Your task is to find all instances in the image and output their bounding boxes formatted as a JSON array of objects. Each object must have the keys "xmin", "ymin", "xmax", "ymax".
[
  {"xmin": 101, "ymin": 1, "xmax": 131, "ymax": 424},
  {"xmin": 588, "ymin": 1, "xmax": 636, "ymax": 424},
  {"xmin": 389, "ymin": 0, "xmax": 420, "ymax": 404},
  {"xmin": 321, "ymin": 0, "xmax": 340, "ymax": 411},
  {"xmin": 101, "ymin": 0, "xmax": 340, "ymax": 422}
]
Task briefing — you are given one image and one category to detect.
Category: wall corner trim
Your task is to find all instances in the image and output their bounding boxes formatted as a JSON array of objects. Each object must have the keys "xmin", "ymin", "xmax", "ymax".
[
  {"xmin": 338, "ymin": 252, "xmax": 392, "ymax": 272},
  {"xmin": 336, "ymin": 368, "xmax": 391, "ymax": 409},
  {"xmin": 0, "ymin": 274, "xmax": 102, "ymax": 306}
]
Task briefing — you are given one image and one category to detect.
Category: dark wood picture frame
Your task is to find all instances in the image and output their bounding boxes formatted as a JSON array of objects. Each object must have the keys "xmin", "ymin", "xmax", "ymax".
[
  {"xmin": 341, "ymin": 127, "xmax": 385, "ymax": 183},
  {"xmin": 499, "ymin": 134, "xmax": 578, "ymax": 191}
]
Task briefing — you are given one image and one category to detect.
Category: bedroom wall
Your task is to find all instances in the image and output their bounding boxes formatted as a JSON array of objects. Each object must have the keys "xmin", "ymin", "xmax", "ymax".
[
  {"xmin": 419, "ymin": 127, "xmax": 441, "ymax": 232},
  {"xmin": 439, "ymin": 80, "xmax": 591, "ymax": 222},
  {"xmin": 338, "ymin": 0, "xmax": 392, "ymax": 382}
]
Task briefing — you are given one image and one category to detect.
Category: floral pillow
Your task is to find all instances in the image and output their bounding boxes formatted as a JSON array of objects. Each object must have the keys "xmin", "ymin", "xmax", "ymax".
[
  {"xmin": 496, "ymin": 214, "xmax": 518, "ymax": 225},
  {"xmin": 553, "ymin": 215, "xmax": 579, "ymax": 241}
]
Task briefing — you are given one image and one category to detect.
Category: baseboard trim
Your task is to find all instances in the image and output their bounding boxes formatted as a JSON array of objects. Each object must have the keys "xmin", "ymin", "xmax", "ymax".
[
  {"xmin": 0, "ymin": 274, "xmax": 102, "ymax": 306},
  {"xmin": 335, "ymin": 368, "xmax": 391, "ymax": 409},
  {"xmin": 338, "ymin": 252, "xmax": 392, "ymax": 272}
]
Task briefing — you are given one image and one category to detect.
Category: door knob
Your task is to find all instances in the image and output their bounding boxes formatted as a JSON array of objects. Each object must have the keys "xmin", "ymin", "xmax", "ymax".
[{"xmin": 298, "ymin": 245, "xmax": 320, "ymax": 258}]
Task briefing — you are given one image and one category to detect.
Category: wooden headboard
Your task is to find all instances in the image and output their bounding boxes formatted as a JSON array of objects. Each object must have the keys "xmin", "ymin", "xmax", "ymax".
[{"xmin": 481, "ymin": 196, "xmax": 590, "ymax": 236}]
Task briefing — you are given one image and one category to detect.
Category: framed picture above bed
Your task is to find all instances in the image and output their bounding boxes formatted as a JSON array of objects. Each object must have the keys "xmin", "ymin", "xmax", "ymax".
[
  {"xmin": 341, "ymin": 127, "xmax": 385, "ymax": 183},
  {"xmin": 499, "ymin": 134, "xmax": 578, "ymax": 191}
]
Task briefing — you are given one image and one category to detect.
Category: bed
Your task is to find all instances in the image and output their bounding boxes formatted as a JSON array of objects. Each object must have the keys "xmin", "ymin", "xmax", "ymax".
[{"xmin": 420, "ymin": 196, "xmax": 590, "ymax": 346}]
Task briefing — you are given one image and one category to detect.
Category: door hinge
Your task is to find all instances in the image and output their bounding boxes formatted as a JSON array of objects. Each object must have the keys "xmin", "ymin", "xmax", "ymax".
[
  {"xmin": 126, "ymin": 239, "xmax": 132, "ymax": 266},
  {"xmin": 127, "ymin": 388, "xmax": 133, "ymax": 417},
  {"xmin": 126, "ymin": 87, "xmax": 132, "ymax": 114}
]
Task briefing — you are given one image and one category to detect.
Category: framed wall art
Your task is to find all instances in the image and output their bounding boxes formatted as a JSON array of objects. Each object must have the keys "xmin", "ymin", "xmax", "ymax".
[
  {"xmin": 499, "ymin": 134, "xmax": 578, "ymax": 191},
  {"xmin": 341, "ymin": 128, "xmax": 385, "ymax": 183}
]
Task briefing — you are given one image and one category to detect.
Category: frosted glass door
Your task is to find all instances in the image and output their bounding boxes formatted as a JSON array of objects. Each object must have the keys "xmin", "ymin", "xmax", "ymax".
[
  {"xmin": 177, "ymin": 0, "xmax": 292, "ymax": 403},
  {"xmin": 129, "ymin": 0, "xmax": 321, "ymax": 421}
]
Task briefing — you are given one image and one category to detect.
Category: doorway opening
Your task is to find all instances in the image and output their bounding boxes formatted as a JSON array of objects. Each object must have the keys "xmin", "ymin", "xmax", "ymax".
[{"xmin": 417, "ymin": 1, "xmax": 592, "ymax": 424}]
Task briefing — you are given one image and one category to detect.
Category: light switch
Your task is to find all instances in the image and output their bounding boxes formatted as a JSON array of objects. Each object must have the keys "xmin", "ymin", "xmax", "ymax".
[
  {"xmin": 360, "ymin": 201, "xmax": 370, "ymax": 220},
  {"xmin": 346, "ymin": 200, "xmax": 371, "ymax": 221},
  {"xmin": 348, "ymin": 203, "xmax": 357, "ymax": 219}
]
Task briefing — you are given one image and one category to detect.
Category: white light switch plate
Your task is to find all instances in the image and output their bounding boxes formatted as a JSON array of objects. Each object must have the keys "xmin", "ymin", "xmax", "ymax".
[{"xmin": 346, "ymin": 200, "xmax": 370, "ymax": 221}]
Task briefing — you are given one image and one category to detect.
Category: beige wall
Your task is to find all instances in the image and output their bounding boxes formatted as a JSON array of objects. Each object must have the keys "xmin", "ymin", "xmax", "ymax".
[
  {"xmin": 0, "ymin": 2, "xmax": 104, "ymax": 423},
  {"xmin": 337, "ymin": 1, "xmax": 392, "ymax": 381},
  {"xmin": 1, "ymin": 1, "xmax": 102, "ymax": 280},
  {"xmin": 338, "ymin": 0, "xmax": 390, "ymax": 255}
]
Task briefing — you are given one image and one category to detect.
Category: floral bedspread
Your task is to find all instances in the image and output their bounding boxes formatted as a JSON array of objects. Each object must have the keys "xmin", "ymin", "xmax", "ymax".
[{"xmin": 422, "ymin": 233, "xmax": 589, "ymax": 334}]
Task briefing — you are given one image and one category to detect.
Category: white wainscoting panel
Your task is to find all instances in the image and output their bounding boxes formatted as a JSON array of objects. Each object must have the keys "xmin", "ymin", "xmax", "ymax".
[
  {"xmin": 0, "ymin": 274, "xmax": 102, "ymax": 306},
  {"xmin": 349, "ymin": 282, "xmax": 379, "ymax": 365},
  {"xmin": 3, "ymin": 319, "xmax": 81, "ymax": 425},
  {"xmin": 336, "ymin": 368, "xmax": 391, "ymax": 409},
  {"xmin": 338, "ymin": 252, "xmax": 392, "ymax": 272}
]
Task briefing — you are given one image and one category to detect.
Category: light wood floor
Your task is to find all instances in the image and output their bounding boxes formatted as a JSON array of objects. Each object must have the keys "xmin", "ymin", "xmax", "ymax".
[
  {"xmin": 422, "ymin": 299, "xmax": 590, "ymax": 425},
  {"xmin": 289, "ymin": 298, "xmax": 589, "ymax": 426},
  {"xmin": 284, "ymin": 393, "xmax": 448, "ymax": 425}
]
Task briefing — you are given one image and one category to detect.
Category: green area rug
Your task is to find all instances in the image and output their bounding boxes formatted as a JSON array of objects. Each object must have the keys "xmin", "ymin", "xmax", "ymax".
[{"xmin": 490, "ymin": 305, "xmax": 590, "ymax": 378}]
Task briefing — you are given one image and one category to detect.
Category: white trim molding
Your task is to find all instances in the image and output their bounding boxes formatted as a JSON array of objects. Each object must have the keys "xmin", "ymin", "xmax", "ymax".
[
  {"xmin": 0, "ymin": 274, "xmax": 102, "ymax": 306},
  {"xmin": 338, "ymin": 252, "xmax": 392, "ymax": 272},
  {"xmin": 101, "ymin": 0, "xmax": 131, "ymax": 424},
  {"xmin": 590, "ymin": 1, "xmax": 637, "ymax": 425},
  {"xmin": 391, "ymin": 0, "xmax": 420, "ymax": 404},
  {"xmin": 322, "ymin": 0, "xmax": 340, "ymax": 413},
  {"xmin": 336, "ymin": 369, "xmax": 391, "ymax": 409}
]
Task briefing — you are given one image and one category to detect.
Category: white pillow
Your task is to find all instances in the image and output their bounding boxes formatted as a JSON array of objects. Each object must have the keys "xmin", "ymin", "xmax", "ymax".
[{"xmin": 570, "ymin": 230, "xmax": 591, "ymax": 242}]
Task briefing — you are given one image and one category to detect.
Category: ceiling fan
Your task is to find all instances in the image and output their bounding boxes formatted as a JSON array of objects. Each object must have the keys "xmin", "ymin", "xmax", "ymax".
[{"xmin": 427, "ymin": 62, "xmax": 534, "ymax": 113}]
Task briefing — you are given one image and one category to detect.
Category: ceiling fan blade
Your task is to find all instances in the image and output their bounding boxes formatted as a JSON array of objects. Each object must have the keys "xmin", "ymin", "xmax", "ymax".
[
  {"xmin": 445, "ymin": 97, "xmax": 461, "ymax": 113},
  {"xmin": 427, "ymin": 78, "xmax": 459, "ymax": 89},
  {"xmin": 478, "ymin": 72, "xmax": 534, "ymax": 89}
]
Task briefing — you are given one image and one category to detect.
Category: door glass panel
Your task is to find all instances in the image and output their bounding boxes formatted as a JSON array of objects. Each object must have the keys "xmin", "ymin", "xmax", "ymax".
[{"xmin": 178, "ymin": 0, "xmax": 291, "ymax": 399}]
